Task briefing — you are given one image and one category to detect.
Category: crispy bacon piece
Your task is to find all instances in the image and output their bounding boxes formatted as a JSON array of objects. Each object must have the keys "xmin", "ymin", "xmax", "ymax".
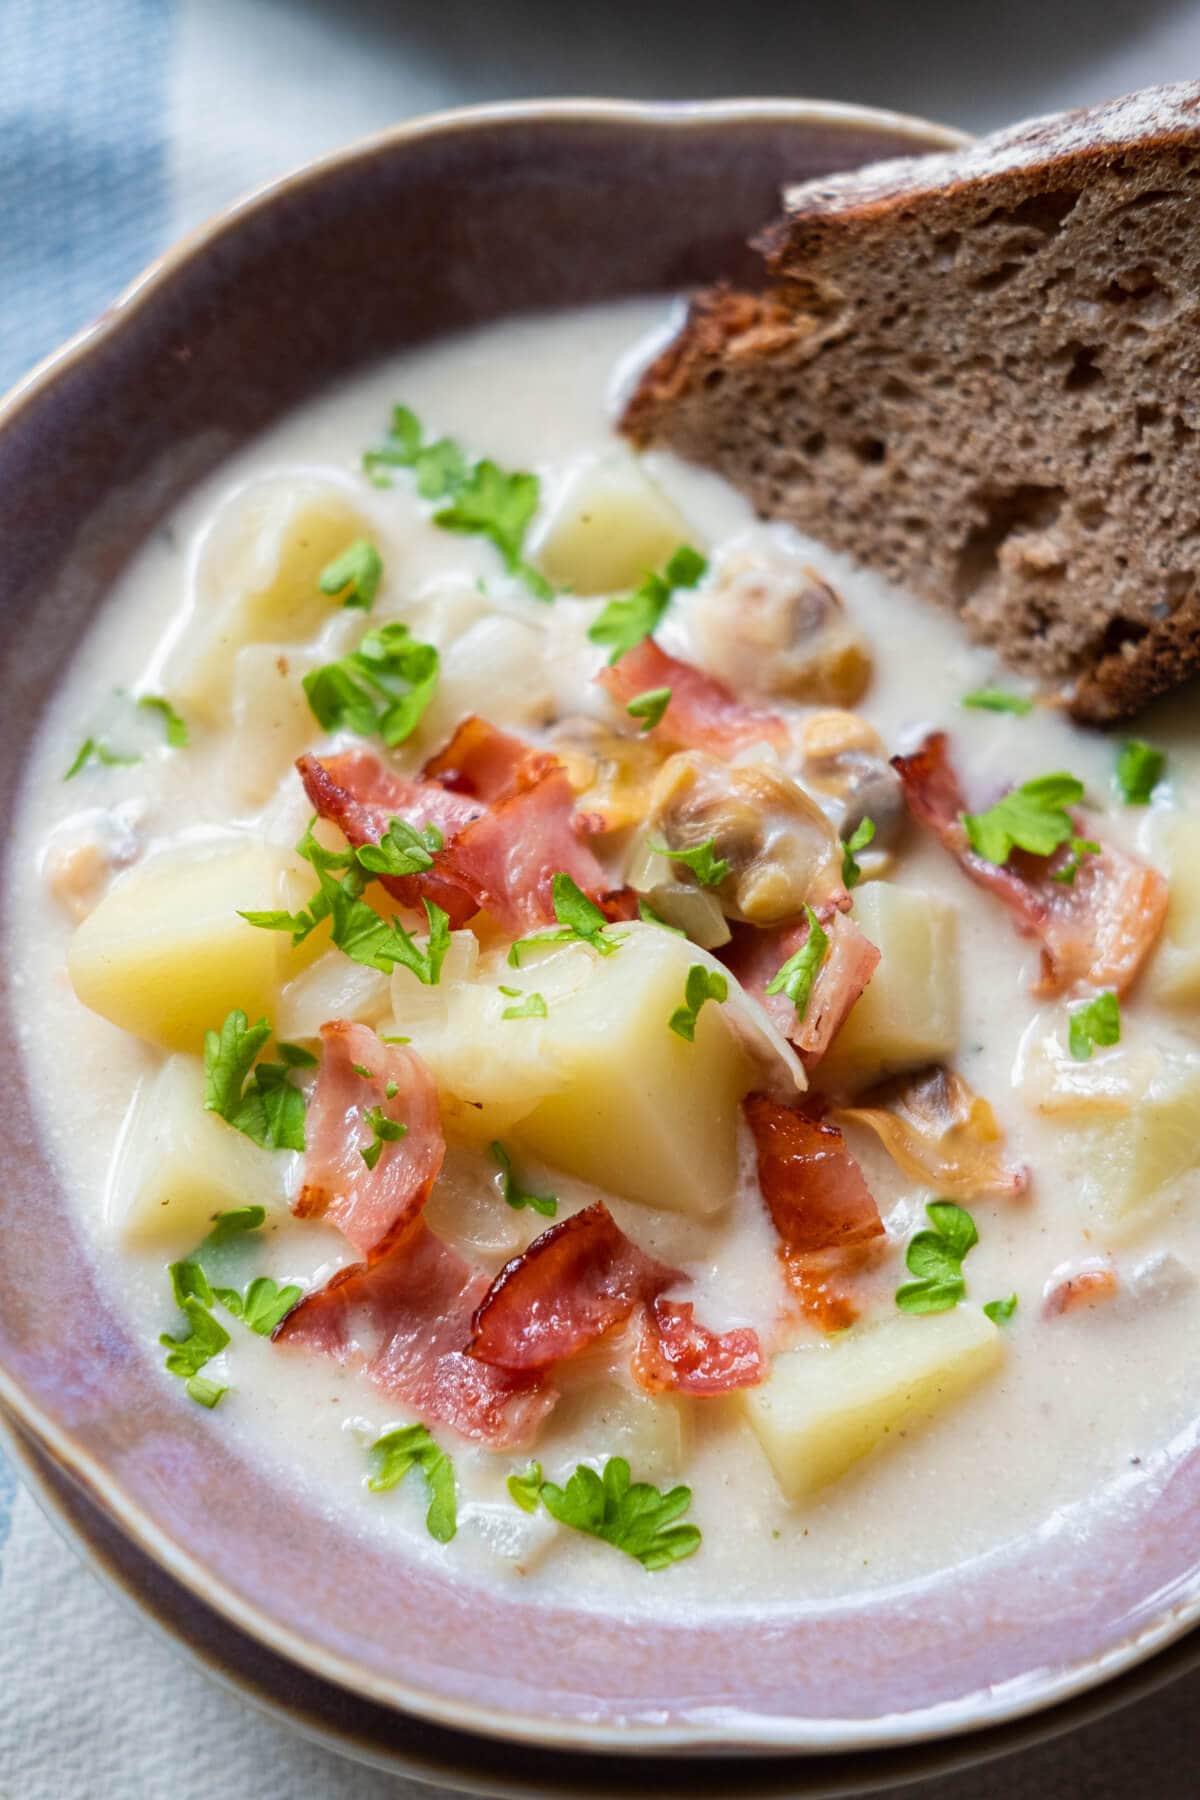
[
  {"xmin": 633, "ymin": 1298, "xmax": 765, "ymax": 1395},
  {"xmin": 597, "ymin": 638, "xmax": 789, "ymax": 757},
  {"xmin": 298, "ymin": 750, "xmax": 483, "ymax": 926},
  {"xmin": 294, "ymin": 1022, "xmax": 445, "ymax": 1261},
  {"xmin": 892, "ymin": 731, "xmax": 1167, "ymax": 996},
  {"xmin": 724, "ymin": 909, "xmax": 879, "ymax": 1068},
  {"xmin": 422, "ymin": 714, "xmax": 552, "ymax": 802},
  {"xmin": 301, "ymin": 716, "xmax": 617, "ymax": 936},
  {"xmin": 275, "ymin": 1224, "xmax": 554, "ymax": 1448},
  {"xmin": 1042, "ymin": 1257, "xmax": 1120, "ymax": 1318},
  {"xmin": 467, "ymin": 1202, "xmax": 682, "ymax": 1373},
  {"xmin": 744, "ymin": 1092, "xmax": 885, "ymax": 1331},
  {"xmin": 838, "ymin": 1065, "xmax": 1028, "ymax": 1201},
  {"xmin": 437, "ymin": 762, "xmax": 614, "ymax": 936}
]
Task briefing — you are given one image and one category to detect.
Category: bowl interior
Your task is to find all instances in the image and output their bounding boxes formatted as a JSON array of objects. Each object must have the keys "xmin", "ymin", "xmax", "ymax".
[{"xmin": 3, "ymin": 98, "xmax": 1198, "ymax": 1755}]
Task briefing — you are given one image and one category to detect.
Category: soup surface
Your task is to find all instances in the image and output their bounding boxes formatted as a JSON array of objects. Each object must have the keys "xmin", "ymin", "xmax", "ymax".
[{"xmin": 10, "ymin": 297, "xmax": 1200, "ymax": 1614}]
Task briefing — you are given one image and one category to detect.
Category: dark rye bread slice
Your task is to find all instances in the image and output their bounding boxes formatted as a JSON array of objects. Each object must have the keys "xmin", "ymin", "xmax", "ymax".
[{"xmin": 622, "ymin": 83, "xmax": 1200, "ymax": 724}]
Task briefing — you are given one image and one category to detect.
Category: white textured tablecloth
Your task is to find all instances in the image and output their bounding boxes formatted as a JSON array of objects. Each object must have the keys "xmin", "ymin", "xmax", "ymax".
[{"xmin": 6, "ymin": 2, "xmax": 1200, "ymax": 1793}]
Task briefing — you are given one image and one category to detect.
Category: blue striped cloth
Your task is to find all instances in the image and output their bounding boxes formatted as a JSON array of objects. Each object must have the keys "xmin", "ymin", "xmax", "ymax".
[
  {"xmin": 0, "ymin": 0, "xmax": 170, "ymax": 1553},
  {"xmin": 0, "ymin": 0, "xmax": 171, "ymax": 394}
]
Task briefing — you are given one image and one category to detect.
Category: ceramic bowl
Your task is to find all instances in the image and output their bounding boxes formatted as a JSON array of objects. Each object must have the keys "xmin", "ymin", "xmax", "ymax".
[{"xmin": 3, "ymin": 97, "xmax": 1199, "ymax": 1762}]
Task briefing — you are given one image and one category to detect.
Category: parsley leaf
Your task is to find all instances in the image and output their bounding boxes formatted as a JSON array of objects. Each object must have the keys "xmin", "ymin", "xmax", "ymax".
[
  {"xmin": 355, "ymin": 816, "xmax": 443, "ymax": 878},
  {"xmin": 202, "ymin": 1010, "xmax": 308, "ymax": 1152},
  {"xmin": 498, "ymin": 985, "xmax": 548, "ymax": 1020},
  {"xmin": 588, "ymin": 544, "xmax": 707, "ymax": 663},
  {"xmin": 626, "ymin": 686, "xmax": 672, "ymax": 732},
  {"xmin": 962, "ymin": 772, "xmax": 1084, "ymax": 865},
  {"xmin": 363, "ymin": 404, "xmax": 467, "ymax": 497},
  {"xmin": 137, "ymin": 694, "xmax": 190, "ymax": 748},
  {"xmin": 507, "ymin": 873, "xmax": 624, "ymax": 965},
  {"xmin": 668, "ymin": 964, "xmax": 727, "ymax": 1042},
  {"xmin": 362, "ymin": 405, "xmax": 548, "ymax": 598},
  {"xmin": 185, "ymin": 1374, "xmax": 226, "ymax": 1408},
  {"xmin": 983, "ymin": 1294, "xmax": 1018, "ymax": 1325},
  {"xmin": 361, "ymin": 1105, "xmax": 408, "ymax": 1171},
  {"xmin": 214, "ymin": 1275, "xmax": 304, "ymax": 1336},
  {"xmin": 510, "ymin": 1456, "xmax": 700, "ymax": 1570},
  {"xmin": 367, "ymin": 1423, "xmax": 457, "ymax": 1543},
  {"xmin": 63, "ymin": 737, "xmax": 140, "ymax": 780},
  {"xmin": 303, "ymin": 621, "xmax": 439, "ymax": 748},
  {"xmin": 160, "ymin": 1296, "xmax": 230, "ymax": 1382},
  {"xmin": 764, "ymin": 905, "xmax": 828, "ymax": 1018},
  {"xmin": 961, "ymin": 688, "xmax": 1033, "ymax": 715},
  {"xmin": 1115, "ymin": 738, "xmax": 1165, "ymax": 805},
  {"xmin": 896, "ymin": 1200, "xmax": 979, "ymax": 1314},
  {"xmin": 202, "ymin": 1205, "xmax": 267, "ymax": 1245},
  {"xmin": 649, "ymin": 837, "xmax": 730, "ymax": 888},
  {"xmin": 490, "ymin": 1141, "xmax": 557, "ymax": 1217},
  {"xmin": 434, "ymin": 460, "xmax": 552, "ymax": 600},
  {"xmin": 1068, "ymin": 990, "xmax": 1120, "ymax": 1062},
  {"xmin": 243, "ymin": 822, "xmax": 451, "ymax": 983},
  {"xmin": 507, "ymin": 1461, "xmax": 545, "ymax": 1513},
  {"xmin": 318, "ymin": 538, "xmax": 383, "ymax": 611},
  {"xmin": 841, "ymin": 817, "xmax": 875, "ymax": 890}
]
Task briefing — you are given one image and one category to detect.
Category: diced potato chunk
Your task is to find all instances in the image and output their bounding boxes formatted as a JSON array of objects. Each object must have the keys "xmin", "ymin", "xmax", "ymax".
[
  {"xmin": 817, "ymin": 884, "xmax": 959, "ymax": 1092},
  {"xmin": 542, "ymin": 1381, "xmax": 688, "ymax": 1485},
  {"xmin": 534, "ymin": 456, "xmax": 692, "ymax": 595},
  {"xmin": 1064, "ymin": 1055, "xmax": 1200, "ymax": 1238},
  {"xmin": 226, "ymin": 642, "xmax": 325, "ymax": 805},
  {"xmin": 741, "ymin": 1307, "xmax": 1002, "ymax": 1497},
  {"xmin": 166, "ymin": 479, "xmax": 374, "ymax": 721},
  {"xmin": 422, "ymin": 613, "xmax": 555, "ymax": 742},
  {"xmin": 115, "ymin": 1054, "xmax": 288, "ymax": 1248},
  {"xmin": 1148, "ymin": 814, "xmax": 1200, "ymax": 1004},
  {"xmin": 406, "ymin": 924, "xmax": 755, "ymax": 1217},
  {"xmin": 68, "ymin": 839, "xmax": 322, "ymax": 1052}
]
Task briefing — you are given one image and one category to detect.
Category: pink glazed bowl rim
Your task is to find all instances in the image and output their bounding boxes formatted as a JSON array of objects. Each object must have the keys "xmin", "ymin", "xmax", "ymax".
[{"xmin": 1, "ymin": 96, "xmax": 1197, "ymax": 1759}]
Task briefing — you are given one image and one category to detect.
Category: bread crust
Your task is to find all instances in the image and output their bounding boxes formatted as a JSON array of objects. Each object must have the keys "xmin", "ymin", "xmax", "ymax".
[{"xmin": 623, "ymin": 83, "xmax": 1200, "ymax": 724}]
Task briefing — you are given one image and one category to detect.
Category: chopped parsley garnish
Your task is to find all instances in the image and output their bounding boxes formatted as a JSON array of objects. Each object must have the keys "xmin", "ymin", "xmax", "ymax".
[
  {"xmin": 961, "ymin": 688, "xmax": 1033, "ymax": 716},
  {"xmin": 962, "ymin": 772, "xmax": 1084, "ymax": 865},
  {"xmin": 626, "ymin": 686, "xmax": 672, "ymax": 733},
  {"xmin": 362, "ymin": 404, "xmax": 549, "ymax": 598},
  {"xmin": 507, "ymin": 1456, "xmax": 700, "ymax": 1570},
  {"xmin": 983, "ymin": 1294, "xmax": 1018, "ymax": 1325},
  {"xmin": 841, "ymin": 817, "xmax": 875, "ymax": 890},
  {"xmin": 764, "ymin": 905, "xmax": 828, "ymax": 1019},
  {"xmin": 367, "ymin": 1423, "xmax": 457, "ymax": 1543},
  {"xmin": 637, "ymin": 898, "xmax": 685, "ymax": 934},
  {"xmin": 159, "ymin": 1297, "xmax": 230, "ymax": 1404},
  {"xmin": 202, "ymin": 1010, "xmax": 309, "ymax": 1152},
  {"xmin": 213, "ymin": 1275, "xmax": 304, "ymax": 1336},
  {"xmin": 137, "ymin": 694, "xmax": 190, "ymax": 748},
  {"xmin": 649, "ymin": 837, "xmax": 730, "ymax": 889},
  {"xmin": 668, "ymin": 964, "xmax": 727, "ymax": 1042},
  {"xmin": 303, "ymin": 620, "xmax": 439, "ymax": 748},
  {"xmin": 490, "ymin": 1141, "xmax": 557, "ymax": 1217},
  {"xmin": 63, "ymin": 737, "xmax": 140, "ymax": 780},
  {"xmin": 895, "ymin": 1200, "xmax": 979, "ymax": 1314},
  {"xmin": 507, "ymin": 872, "xmax": 624, "ymax": 965},
  {"xmin": 356, "ymin": 816, "xmax": 443, "ymax": 878},
  {"xmin": 352, "ymin": 1063, "xmax": 374, "ymax": 1080},
  {"xmin": 1115, "ymin": 738, "xmax": 1165, "ymax": 805},
  {"xmin": 497, "ymin": 985, "xmax": 548, "ymax": 1020},
  {"xmin": 318, "ymin": 538, "xmax": 382, "ymax": 611},
  {"xmin": 241, "ymin": 820, "xmax": 450, "ymax": 984},
  {"xmin": 361, "ymin": 1105, "xmax": 408, "ymax": 1171},
  {"xmin": 588, "ymin": 544, "xmax": 707, "ymax": 663},
  {"xmin": 1068, "ymin": 990, "xmax": 1120, "ymax": 1062},
  {"xmin": 162, "ymin": 1207, "xmax": 303, "ymax": 1403}
]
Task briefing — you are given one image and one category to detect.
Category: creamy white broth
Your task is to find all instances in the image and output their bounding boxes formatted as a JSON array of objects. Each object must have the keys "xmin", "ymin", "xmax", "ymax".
[{"xmin": 10, "ymin": 295, "xmax": 1200, "ymax": 1616}]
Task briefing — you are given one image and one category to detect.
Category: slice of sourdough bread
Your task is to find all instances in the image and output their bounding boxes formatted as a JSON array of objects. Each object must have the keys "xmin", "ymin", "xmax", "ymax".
[{"xmin": 622, "ymin": 84, "xmax": 1200, "ymax": 724}]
